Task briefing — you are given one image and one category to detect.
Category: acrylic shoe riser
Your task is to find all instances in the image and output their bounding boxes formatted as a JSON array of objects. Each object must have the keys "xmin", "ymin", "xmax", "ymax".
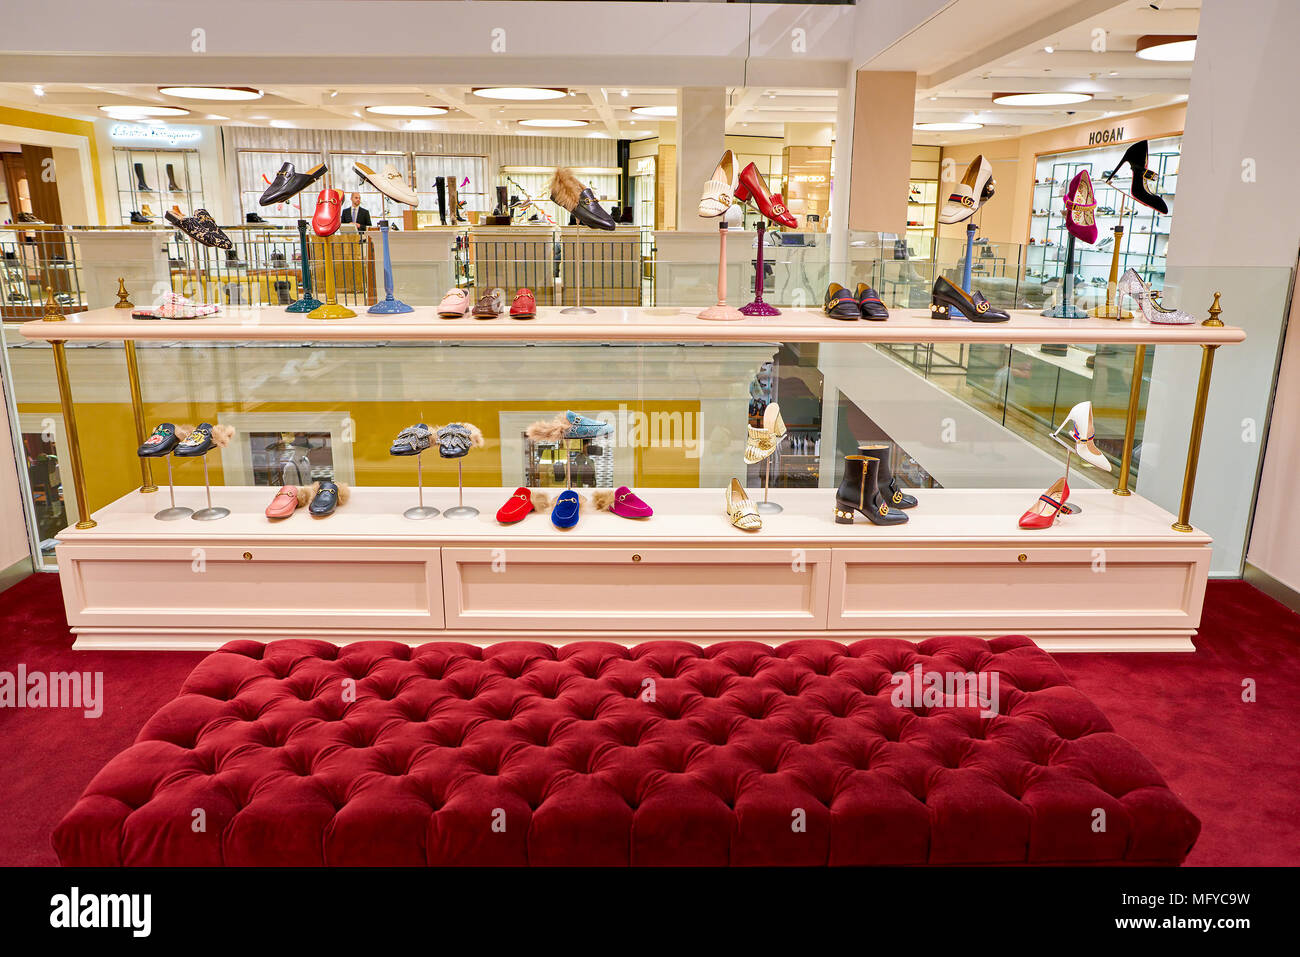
[
  {"xmin": 154, "ymin": 454, "xmax": 192, "ymax": 521},
  {"xmin": 740, "ymin": 220, "xmax": 780, "ymax": 316},
  {"xmin": 404, "ymin": 451, "xmax": 440, "ymax": 520},
  {"xmin": 1042, "ymin": 230, "xmax": 1088, "ymax": 319},
  {"xmin": 699, "ymin": 220, "xmax": 744, "ymax": 321},
  {"xmin": 369, "ymin": 198, "xmax": 414, "ymax": 315},
  {"xmin": 443, "ymin": 459, "xmax": 479, "ymax": 519},
  {"xmin": 190, "ymin": 453, "xmax": 230, "ymax": 521},
  {"xmin": 286, "ymin": 218, "xmax": 323, "ymax": 313},
  {"xmin": 756, "ymin": 453, "xmax": 783, "ymax": 513},
  {"xmin": 560, "ymin": 234, "xmax": 596, "ymax": 317}
]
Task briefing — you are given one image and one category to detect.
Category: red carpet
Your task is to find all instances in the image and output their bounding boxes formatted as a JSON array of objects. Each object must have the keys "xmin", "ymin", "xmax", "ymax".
[{"xmin": 1, "ymin": 572, "xmax": 1297, "ymax": 866}]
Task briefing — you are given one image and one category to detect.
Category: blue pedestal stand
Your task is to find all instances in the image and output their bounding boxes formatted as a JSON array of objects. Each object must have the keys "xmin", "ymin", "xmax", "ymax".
[
  {"xmin": 1042, "ymin": 230, "xmax": 1087, "ymax": 318},
  {"xmin": 960, "ymin": 221, "xmax": 976, "ymax": 293},
  {"xmin": 368, "ymin": 218, "xmax": 413, "ymax": 315},
  {"xmin": 286, "ymin": 219, "xmax": 323, "ymax": 313}
]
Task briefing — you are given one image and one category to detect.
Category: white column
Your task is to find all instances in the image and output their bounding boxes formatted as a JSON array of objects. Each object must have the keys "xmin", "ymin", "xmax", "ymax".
[
  {"xmin": 828, "ymin": 63, "xmax": 856, "ymax": 272},
  {"xmin": 675, "ymin": 88, "xmax": 726, "ymax": 232}
]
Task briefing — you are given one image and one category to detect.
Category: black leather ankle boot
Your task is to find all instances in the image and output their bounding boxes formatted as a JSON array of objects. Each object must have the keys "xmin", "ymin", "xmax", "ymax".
[
  {"xmin": 834, "ymin": 454, "xmax": 908, "ymax": 526},
  {"xmin": 858, "ymin": 442, "xmax": 917, "ymax": 509},
  {"xmin": 435, "ymin": 177, "xmax": 447, "ymax": 225}
]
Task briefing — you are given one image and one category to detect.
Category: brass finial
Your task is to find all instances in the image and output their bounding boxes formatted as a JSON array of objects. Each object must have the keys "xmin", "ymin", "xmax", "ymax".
[
  {"xmin": 1204, "ymin": 291, "xmax": 1224, "ymax": 327},
  {"xmin": 41, "ymin": 286, "xmax": 65, "ymax": 322},
  {"xmin": 114, "ymin": 277, "xmax": 134, "ymax": 309}
]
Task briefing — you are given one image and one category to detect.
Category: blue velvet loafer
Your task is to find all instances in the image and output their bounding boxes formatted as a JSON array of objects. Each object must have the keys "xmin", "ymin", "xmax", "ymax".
[{"xmin": 552, "ymin": 489, "xmax": 580, "ymax": 529}]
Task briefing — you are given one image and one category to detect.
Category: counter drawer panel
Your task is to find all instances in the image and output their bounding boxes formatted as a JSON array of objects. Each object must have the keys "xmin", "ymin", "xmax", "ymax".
[
  {"xmin": 828, "ymin": 545, "xmax": 1209, "ymax": 631},
  {"xmin": 58, "ymin": 544, "xmax": 443, "ymax": 629},
  {"xmin": 442, "ymin": 546, "xmax": 830, "ymax": 630}
]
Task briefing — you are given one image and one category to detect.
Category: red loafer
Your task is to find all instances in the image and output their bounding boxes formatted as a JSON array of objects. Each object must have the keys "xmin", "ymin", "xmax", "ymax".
[
  {"xmin": 734, "ymin": 162, "xmax": 798, "ymax": 229},
  {"xmin": 265, "ymin": 485, "xmax": 303, "ymax": 519},
  {"xmin": 510, "ymin": 288, "xmax": 536, "ymax": 320},
  {"xmin": 497, "ymin": 487, "xmax": 534, "ymax": 524},
  {"xmin": 312, "ymin": 188, "xmax": 343, "ymax": 237}
]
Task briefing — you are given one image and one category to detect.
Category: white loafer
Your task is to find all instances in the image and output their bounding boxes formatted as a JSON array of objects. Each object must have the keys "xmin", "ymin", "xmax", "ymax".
[
  {"xmin": 939, "ymin": 155, "xmax": 994, "ymax": 225},
  {"xmin": 354, "ymin": 162, "xmax": 418, "ymax": 207},
  {"xmin": 698, "ymin": 149, "xmax": 738, "ymax": 218},
  {"xmin": 1054, "ymin": 400, "xmax": 1112, "ymax": 471}
]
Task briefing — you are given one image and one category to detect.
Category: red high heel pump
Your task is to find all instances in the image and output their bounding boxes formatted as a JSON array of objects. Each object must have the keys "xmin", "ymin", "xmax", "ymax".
[
  {"xmin": 734, "ymin": 162, "xmax": 798, "ymax": 229},
  {"xmin": 1019, "ymin": 478, "xmax": 1069, "ymax": 529}
]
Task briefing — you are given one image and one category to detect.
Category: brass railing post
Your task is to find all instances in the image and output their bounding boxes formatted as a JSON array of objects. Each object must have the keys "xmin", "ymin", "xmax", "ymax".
[
  {"xmin": 42, "ymin": 288, "xmax": 96, "ymax": 529},
  {"xmin": 1172, "ymin": 292, "xmax": 1225, "ymax": 532},
  {"xmin": 124, "ymin": 340, "xmax": 158, "ymax": 492},
  {"xmin": 1113, "ymin": 344, "xmax": 1147, "ymax": 496}
]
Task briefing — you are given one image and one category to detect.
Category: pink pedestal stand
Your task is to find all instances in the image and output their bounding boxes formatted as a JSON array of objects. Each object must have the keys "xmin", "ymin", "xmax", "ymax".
[
  {"xmin": 739, "ymin": 220, "xmax": 780, "ymax": 316},
  {"xmin": 698, "ymin": 221, "xmax": 744, "ymax": 321}
]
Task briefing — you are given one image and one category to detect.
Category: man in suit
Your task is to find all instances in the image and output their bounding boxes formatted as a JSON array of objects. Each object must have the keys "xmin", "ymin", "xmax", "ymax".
[{"xmin": 341, "ymin": 192, "xmax": 371, "ymax": 230}]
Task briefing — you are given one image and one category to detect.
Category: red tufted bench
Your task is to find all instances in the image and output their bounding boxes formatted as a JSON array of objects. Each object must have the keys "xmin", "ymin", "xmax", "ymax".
[{"xmin": 53, "ymin": 637, "xmax": 1199, "ymax": 866}]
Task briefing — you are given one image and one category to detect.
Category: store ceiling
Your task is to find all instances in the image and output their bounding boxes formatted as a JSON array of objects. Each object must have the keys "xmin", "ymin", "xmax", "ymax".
[
  {"xmin": 901, "ymin": 0, "xmax": 1200, "ymax": 145},
  {"xmin": 0, "ymin": 83, "xmax": 837, "ymax": 140}
]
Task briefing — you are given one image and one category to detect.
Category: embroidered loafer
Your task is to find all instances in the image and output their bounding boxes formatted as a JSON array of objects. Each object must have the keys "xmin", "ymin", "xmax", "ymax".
[
  {"xmin": 564, "ymin": 410, "xmax": 612, "ymax": 438},
  {"xmin": 164, "ymin": 209, "xmax": 233, "ymax": 249},
  {"xmin": 497, "ymin": 487, "xmax": 536, "ymax": 524},
  {"xmin": 390, "ymin": 423, "xmax": 433, "ymax": 456},
  {"xmin": 552, "ymin": 489, "xmax": 581, "ymax": 529},
  {"xmin": 609, "ymin": 486, "xmax": 652, "ymax": 519},
  {"xmin": 437, "ymin": 422, "xmax": 483, "ymax": 459},
  {"xmin": 260, "ymin": 162, "xmax": 327, "ymax": 206},
  {"xmin": 312, "ymin": 189, "xmax": 343, "ymax": 237},
  {"xmin": 137, "ymin": 423, "xmax": 179, "ymax": 457},
  {"xmin": 823, "ymin": 282, "xmax": 861, "ymax": 320},
  {"xmin": 353, "ymin": 161, "xmax": 418, "ymax": 207},
  {"xmin": 855, "ymin": 283, "xmax": 889, "ymax": 320},
  {"xmin": 144, "ymin": 292, "xmax": 220, "ymax": 320},
  {"xmin": 438, "ymin": 288, "xmax": 470, "ymax": 318},
  {"xmin": 174, "ymin": 423, "xmax": 215, "ymax": 457},
  {"xmin": 509, "ymin": 288, "xmax": 536, "ymax": 319},
  {"xmin": 472, "ymin": 288, "xmax": 505, "ymax": 319}
]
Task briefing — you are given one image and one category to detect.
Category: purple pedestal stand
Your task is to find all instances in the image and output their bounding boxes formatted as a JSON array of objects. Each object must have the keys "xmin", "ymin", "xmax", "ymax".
[{"xmin": 739, "ymin": 220, "xmax": 780, "ymax": 316}]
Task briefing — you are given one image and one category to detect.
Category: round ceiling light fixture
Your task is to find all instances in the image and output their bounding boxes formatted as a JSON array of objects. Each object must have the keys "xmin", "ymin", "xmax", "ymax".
[
  {"xmin": 992, "ymin": 92, "xmax": 1093, "ymax": 106},
  {"xmin": 365, "ymin": 105, "xmax": 448, "ymax": 117},
  {"xmin": 1135, "ymin": 35, "xmax": 1197, "ymax": 61},
  {"xmin": 518, "ymin": 118, "xmax": 589, "ymax": 128},
  {"xmin": 631, "ymin": 105, "xmax": 676, "ymax": 117},
  {"xmin": 913, "ymin": 121, "xmax": 983, "ymax": 132},
  {"xmin": 99, "ymin": 105, "xmax": 190, "ymax": 118},
  {"xmin": 158, "ymin": 86, "xmax": 262, "ymax": 101},
  {"xmin": 472, "ymin": 87, "xmax": 567, "ymax": 101}
]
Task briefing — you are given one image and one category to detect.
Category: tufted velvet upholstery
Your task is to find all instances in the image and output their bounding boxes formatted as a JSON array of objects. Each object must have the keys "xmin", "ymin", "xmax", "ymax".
[{"xmin": 53, "ymin": 636, "xmax": 1199, "ymax": 866}]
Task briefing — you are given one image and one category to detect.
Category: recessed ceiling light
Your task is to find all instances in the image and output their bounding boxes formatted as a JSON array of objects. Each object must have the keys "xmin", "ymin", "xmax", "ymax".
[
  {"xmin": 993, "ymin": 92, "xmax": 1093, "ymax": 106},
  {"xmin": 767, "ymin": 94, "xmax": 776, "ymax": 99},
  {"xmin": 913, "ymin": 121, "xmax": 983, "ymax": 131},
  {"xmin": 1044, "ymin": 45, "xmax": 1055, "ymax": 53},
  {"xmin": 365, "ymin": 105, "xmax": 447, "ymax": 116},
  {"xmin": 1135, "ymin": 35, "xmax": 1197, "ymax": 61},
  {"xmin": 158, "ymin": 86, "xmax": 262, "ymax": 101},
  {"xmin": 32, "ymin": 85, "xmax": 44, "ymax": 97},
  {"xmin": 519, "ymin": 118, "xmax": 589, "ymax": 128},
  {"xmin": 471, "ymin": 87, "xmax": 567, "ymax": 101},
  {"xmin": 99, "ymin": 105, "xmax": 190, "ymax": 118},
  {"xmin": 620, "ymin": 89, "xmax": 629, "ymax": 98},
  {"xmin": 631, "ymin": 105, "xmax": 676, "ymax": 117},
  {"xmin": 206, "ymin": 114, "xmax": 229, "ymax": 121}
]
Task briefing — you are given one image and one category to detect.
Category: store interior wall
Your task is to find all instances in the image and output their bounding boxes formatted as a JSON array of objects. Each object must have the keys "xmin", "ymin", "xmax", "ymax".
[
  {"xmin": 0, "ymin": 107, "xmax": 103, "ymax": 224},
  {"xmin": 0, "ymin": 361, "xmax": 30, "ymax": 572}
]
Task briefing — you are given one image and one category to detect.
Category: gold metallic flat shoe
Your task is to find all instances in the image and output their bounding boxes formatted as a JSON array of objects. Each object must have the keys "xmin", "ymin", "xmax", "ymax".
[
  {"xmin": 743, "ymin": 403, "xmax": 787, "ymax": 465},
  {"xmin": 725, "ymin": 477, "xmax": 762, "ymax": 531}
]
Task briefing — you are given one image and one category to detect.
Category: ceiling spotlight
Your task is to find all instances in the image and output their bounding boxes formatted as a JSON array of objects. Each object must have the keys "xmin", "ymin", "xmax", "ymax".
[
  {"xmin": 365, "ymin": 105, "xmax": 447, "ymax": 116},
  {"xmin": 99, "ymin": 105, "xmax": 190, "ymax": 118},
  {"xmin": 206, "ymin": 114, "xmax": 229, "ymax": 121},
  {"xmin": 519, "ymin": 118, "xmax": 589, "ymax": 128},
  {"xmin": 329, "ymin": 90, "xmax": 339, "ymax": 98},
  {"xmin": 620, "ymin": 89, "xmax": 629, "ymax": 98},
  {"xmin": 471, "ymin": 87, "xmax": 566, "ymax": 101},
  {"xmin": 158, "ymin": 86, "xmax": 262, "ymax": 101},
  {"xmin": 1044, "ymin": 45, "xmax": 1055, "ymax": 53},
  {"xmin": 32, "ymin": 85, "xmax": 44, "ymax": 97},
  {"xmin": 913, "ymin": 121, "xmax": 983, "ymax": 131},
  {"xmin": 631, "ymin": 105, "xmax": 676, "ymax": 117},
  {"xmin": 1135, "ymin": 35, "xmax": 1197, "ymax": 61},
  {"xmin": 767, "ymin": 94, "xmax": 776, "ymax": 99},
  {"xmin": 992, "ymin": 92, "xmax": 1093, "ymax": 106}
]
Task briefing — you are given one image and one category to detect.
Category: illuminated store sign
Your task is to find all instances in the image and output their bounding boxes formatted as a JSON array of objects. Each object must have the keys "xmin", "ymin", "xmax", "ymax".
[{"xmin": 109, "ymin": 124, "xmax": 202, "ymax": 146}]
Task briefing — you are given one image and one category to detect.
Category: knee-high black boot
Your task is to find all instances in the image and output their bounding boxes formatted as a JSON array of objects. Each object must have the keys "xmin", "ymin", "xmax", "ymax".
[
  {"xmin": 834, "ymin": 454, "xmax": 908, "ymax": 526},
  {"xmin": 435, "ymin": 177, "xmax": 447, "ymax": 225}
]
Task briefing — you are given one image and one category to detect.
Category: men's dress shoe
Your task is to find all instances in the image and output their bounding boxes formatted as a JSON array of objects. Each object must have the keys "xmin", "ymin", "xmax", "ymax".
[
  {"xmin": 174, "ymin": 423, "xmax": 215, "ymax": 457},
  {"xmin": 438, "ymin": 288, "xmax": 469, "ymax": 318},
  {"xmin": 312, "ymin": 189, "xmax": 343, "ymax": 237},
  {"xmin": 1063, "ymin": 169, "xmax": 1098, "ymax": 245},
  {"xmin": 129, "ymin": 210, "xmax": 151, "ymax": 224},
  {"xmin": 137, "ymin": 423, "xmax": 179, "ymax": 457},
  {"xmin": 437, "ymin": 422, "xmax": 483, "ymax": 459},
  {"xmin": 549, "ymin": 168, "xmax": 616, "ymax": 230},
  {"xmin": 823, "ymin": 283, "xmax": 861, "ymax": 320},
  {"xmin": 855, "ymin": 283, "xmax": 889, "ymax": 320},
  {"xmin": 353, "ymin": 162, "xmax": 418, "ymax": 206},
  {"xmin": 609, "ymin": 486, "xmax": 652, "ymax": 519},
  {"xmin": 1019, "ymin": 478, "xmax": 1070, "ymax": 530},
  {"xmin": 265, "ymin": 485, "xmax": 304, "ymax": 519},
  {"xmin": 472, "ymin": 288, "xmax": 505, "ymax": 319},
  {"xmin": 509, "ymin": 288, "xmax": 536, "ymax": 319},
  {"xmin": 245, "ymin": 212, "xmax": 267, "ymax": 224},
  {"xmin": 939, "ymin": 155, "xmax": 994, "ymax": 225},
  {"xmin": 734, "ymin": 162, "xmax": 797, "ymax": 229},
  {"xmin": 551, "ymin": 489, "xmax": 581, "ymax": 529},
  {"xmin": 564, "ymin": 410, "xmax": 612, "ymax": 438},
  {"xmin": 930, "ymin": 275, "xmax": 1010, "ymax": 323},
  {"xmin": 308, "ymin": 481, "xmax": 346, "ymax": 517},
  {"xmin": 164, "ymin": 209, "xmax": 233, "ymax": 249},
  {"xmin": 390, "ymin": 423, "xmax": 432, "ymax": 456},
  {"xmin": 260, "ymin": 162, "xmax": 327, "ymax": 206},
  {"xmin": 497, "ymin": 487, "xmax": 537, "ymax": 524},
  {"xmin": 698, "ymin": 149, "xmax": 738, "ymax": 218}
]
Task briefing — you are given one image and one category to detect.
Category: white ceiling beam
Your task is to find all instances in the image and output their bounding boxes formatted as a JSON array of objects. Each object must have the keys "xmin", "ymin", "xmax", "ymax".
[{"xmin": 584, "ymin": 87, "xmax": 621, "ymax": 138}]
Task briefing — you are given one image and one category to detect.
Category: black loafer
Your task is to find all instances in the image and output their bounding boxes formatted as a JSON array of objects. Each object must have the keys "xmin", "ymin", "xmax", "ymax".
[
  {"xmin": 309, "ymin": 481, "xmax": 340, "ymax": 516},
  {"xmin": 574, "ymin": 188, "xmax": 616, "ymax": 231},
  {"xmin": 173, "ymin": 423, "xmax": 214, "ymax": 457},
  {"xmin": 137, "ymin": 423, "xmax": 178, "ymax": 457},
  {"xmin": 855, "ymin": 283, "xmax": 889, "ymax": 320},
  {"xmin": 164, "ymin": 210, "xmax": 233, "ymax": 250},
  {"xmin": 259, "ymin": 162, "xmax": 327, "ymax": 206},
  {"xmin": 930, "ymin": 276, "xmax": 1010, "ymax": 323},
  {"xmin": 823, "ymin": 283, "xmax": 860, "ymax": 320}
]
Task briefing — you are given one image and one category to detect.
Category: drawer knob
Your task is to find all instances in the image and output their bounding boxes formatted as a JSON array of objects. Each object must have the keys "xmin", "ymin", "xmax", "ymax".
[
  {"xmin": 1018, "ymin": 553, "xmax": 1028, "ymax": 563},
  {"xmin": 243, "ymin": 551, "xmax": 253, "ymax": 561},
  {"xmin": 632, "ymin": 553, "xmax": 642, "ymax": 563}
]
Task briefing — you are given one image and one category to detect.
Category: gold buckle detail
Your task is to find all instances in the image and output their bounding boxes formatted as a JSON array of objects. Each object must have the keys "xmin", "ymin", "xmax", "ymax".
[
  {"xmin": 878, "ymin": 503, "xmax": 889, "ymax": 517},
  {"xmin": 976, "ymin": 300, "xmax": 990, "ymax": 313},
  {"xmin": 892, "ymin": 490, "xmax": 903, "ymax": 504}
]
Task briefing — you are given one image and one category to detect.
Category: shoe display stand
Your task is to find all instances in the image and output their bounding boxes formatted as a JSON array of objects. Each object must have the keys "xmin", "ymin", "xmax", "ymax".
[
  {"xmin": 698, "ymin": 220, "xmax": 744, "ymax": 321},
  {"xmin": 285, "ymin": 220, "xmax": 323, "ymax": 314},
  {"xmin": 1042, "ymin": 230, "xmax": 1088, "ymax": 320},
  {"xmin": 402, "ymin": 452, "xmax": 440, "ymax": 520},
  {"xmin": 369, "ymin": 197, "xmax": 413, "ymax": 315},
  {"xmin": 20, "ymin": 300, "xmax": 1242, "ymax": 651},
  {"xmin": 756, "ymin": 449, "xmax": 784, "ymax": 514},
  {"xmin": 153, "ymin": 455, "xmax": 192, "ymax": 521},
  {"xmin": 1091, "ymin": 189, "xmax": 1135, "ymax": 320},
  {"xmin": 739, "ymin": 221, "xmax": 780, "ymax": 317},
  {"xmin": 444, "ymin": 459, "xmax": 478, "ymax": 519},
  {"xmin": 190, "ymin": 450, "xmax": 230, "ymax": 521},
  {"xmin": 561, "ymin": 232, "xmax": 596, "ymax": 317}
]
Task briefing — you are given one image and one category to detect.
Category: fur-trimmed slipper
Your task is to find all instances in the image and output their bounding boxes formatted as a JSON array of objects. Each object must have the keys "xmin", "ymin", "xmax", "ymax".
[
  {"xmin": 549, "ymin": 167, "xmax": 616, "ymax": 231},
  {"xmin": 437, "ymin": 422, "xmax": 485, "ymax": 458},
  {"xmin": 551, "ymin": 489, "xmax": 584, "ymax": 529},
  {"xmin": 308, "ymin": 480, "xmax": 350, "ymax": 516},
  {"xmin": 526, "ymin": 411, "xmax": 612, "ymax": 442},
  {"xmin": 265, "ymin": 484, "xmax": 310, "ymax": 519},
  {"xmin": 595, "ymin": 486, "xmax": 653, "ymax": 519},
  {"xmin": 496, "ymin": 487, "xmax": 552, "ymax": 524},
  {"xmin": 174, "ymin": 422, "xmax": 236, "ymax": 457}
]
